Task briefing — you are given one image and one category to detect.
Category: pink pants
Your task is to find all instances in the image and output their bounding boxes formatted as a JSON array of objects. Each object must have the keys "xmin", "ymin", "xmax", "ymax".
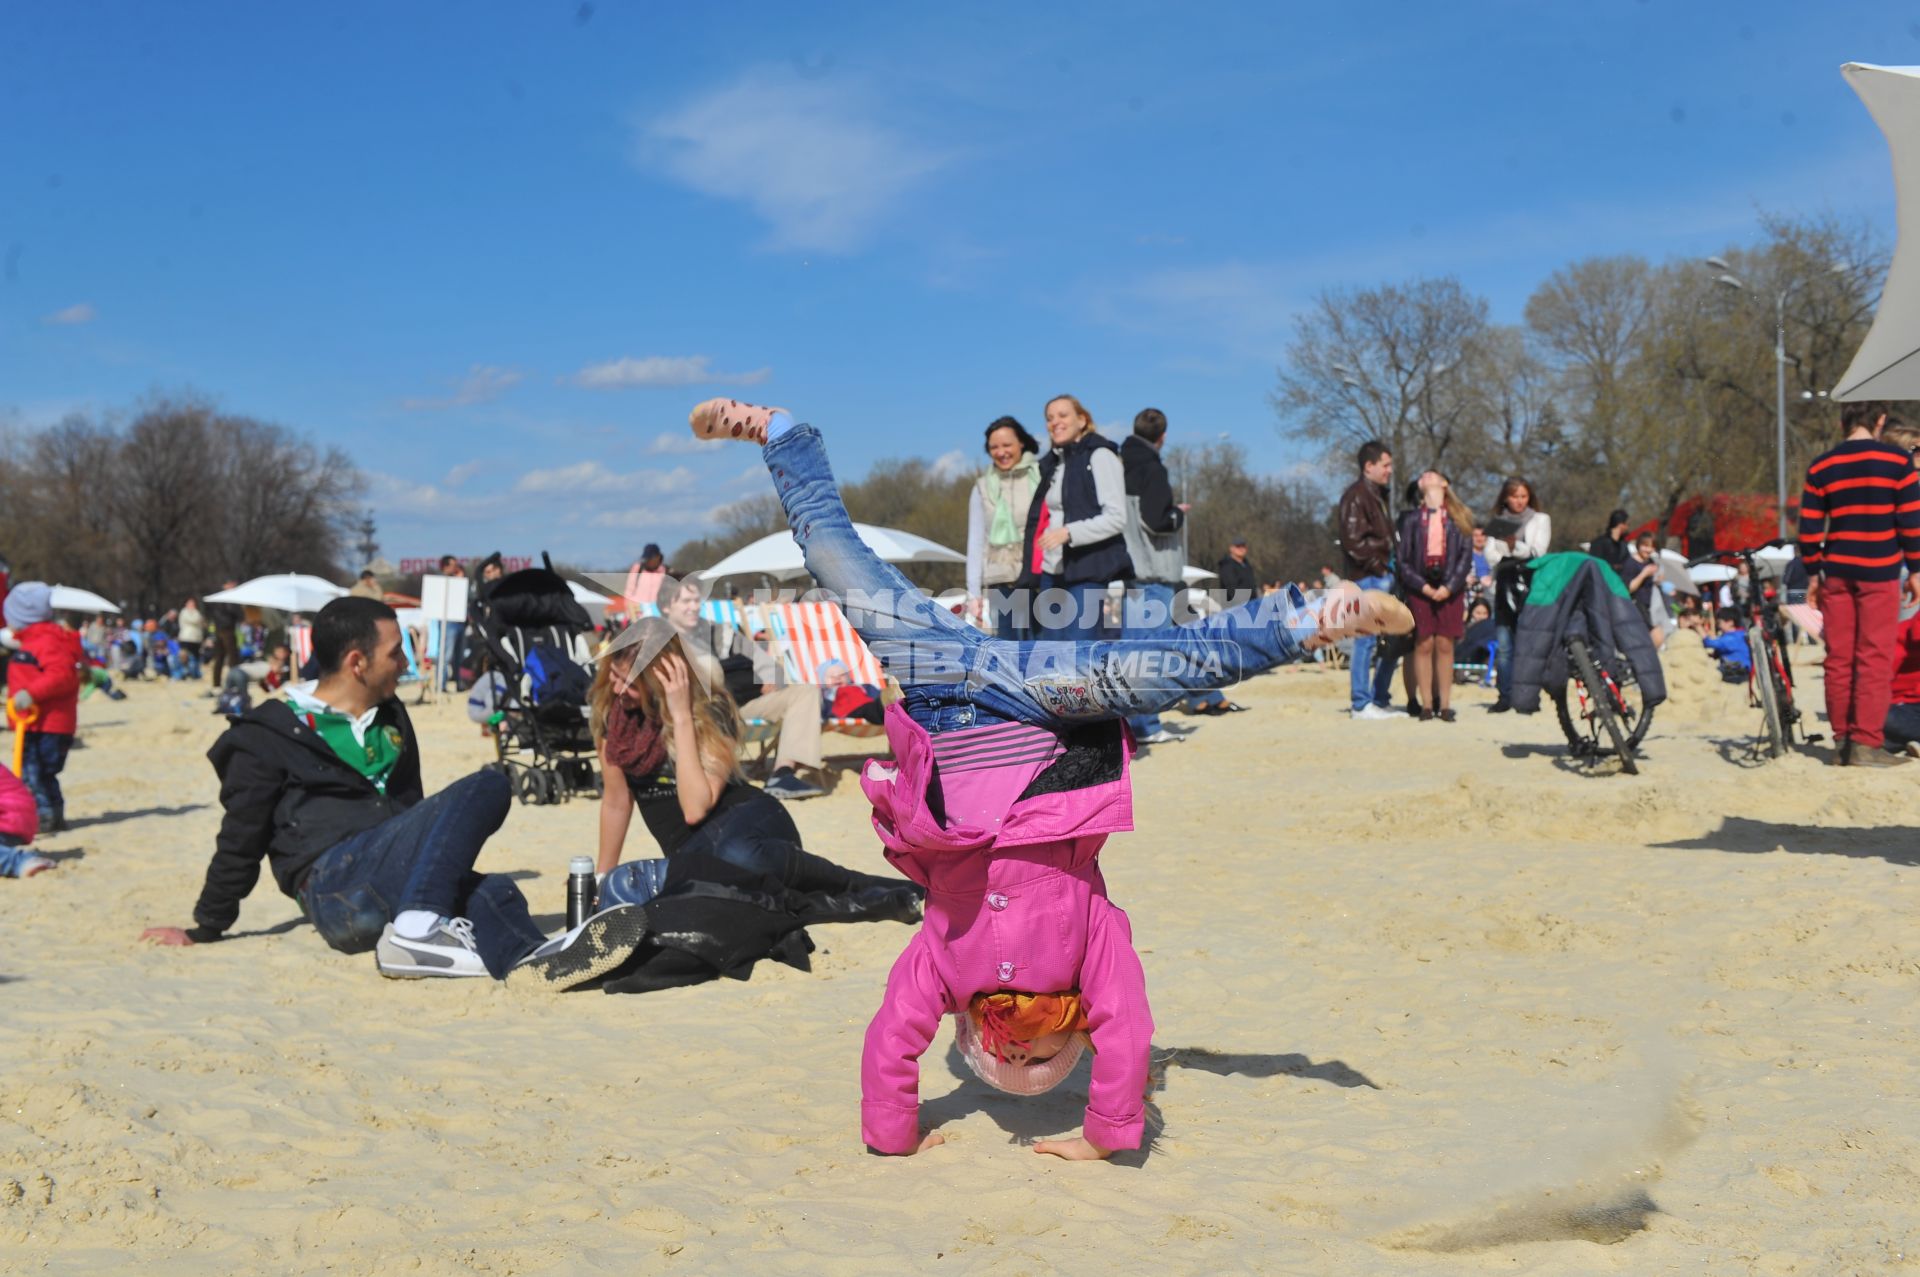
[{"xmin": 1820, "ymin": 577, "xmax": 1901, "ymax": 748}]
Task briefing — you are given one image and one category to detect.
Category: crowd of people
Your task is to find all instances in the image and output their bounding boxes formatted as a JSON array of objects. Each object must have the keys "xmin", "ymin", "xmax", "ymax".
[{"xmin": 8, "ymin": 390, "xmax": 1915, "ymax": 1165}]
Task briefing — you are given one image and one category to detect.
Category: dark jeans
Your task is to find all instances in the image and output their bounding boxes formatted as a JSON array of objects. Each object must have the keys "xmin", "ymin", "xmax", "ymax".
[
  {"xmin": 298, "ymin": 769, "xmax": 543, "ymax": 978},
  {"xmin": 209, "ymin": 631, "xmax": 238, "ymax": 687},
  {"xmin": 20, "ymin": 731, "xmax": 71, "ymax": 823},
  {"xmin": 676, "ymin": 795, "xmax": 898, "ymax": 895},
  {"xmin": 1883, "ymin": 702, "xmax": 1920, "ymax": 753}
]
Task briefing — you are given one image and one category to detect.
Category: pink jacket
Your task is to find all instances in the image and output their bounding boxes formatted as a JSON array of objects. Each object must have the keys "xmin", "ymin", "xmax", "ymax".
[
  {"xmin": 0, "ymin": 765, "xmax": 39, "ymax": 843},
  {"xmin": 859, "ymin": 705, "xmax": 1153, "ymax": 1154}
]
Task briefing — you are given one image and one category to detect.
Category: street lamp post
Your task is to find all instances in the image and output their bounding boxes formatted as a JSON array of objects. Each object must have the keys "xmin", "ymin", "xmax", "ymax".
[{"xmin": 1708, "ymin": 257, "xmax": 1847, "ymax": 539}]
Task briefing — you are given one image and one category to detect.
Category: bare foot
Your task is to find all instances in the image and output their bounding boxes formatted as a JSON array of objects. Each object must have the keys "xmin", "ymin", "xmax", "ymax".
[{"xmin": 1033, "ymin": 1136, "xmax": 1112, "ymax": 1161}]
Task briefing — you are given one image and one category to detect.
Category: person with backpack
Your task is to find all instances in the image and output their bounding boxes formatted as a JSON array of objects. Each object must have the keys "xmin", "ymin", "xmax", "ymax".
[{"xmin": 1482, "ymin": 476, "xmax": 1552, "ymax": 713}]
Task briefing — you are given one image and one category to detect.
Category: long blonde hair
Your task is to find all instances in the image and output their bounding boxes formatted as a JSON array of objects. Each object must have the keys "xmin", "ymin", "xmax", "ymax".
[
  {"xmin": 588, "ymin": 618, "xmax": 745, "ymax": 782},
  {"xmin": 1423, "ymin": 470, "xmax": 1474, "ymax": 536},
  {"xmin": 1045, "ymin": 393, "xmax": 1097, "ymax": 440}
]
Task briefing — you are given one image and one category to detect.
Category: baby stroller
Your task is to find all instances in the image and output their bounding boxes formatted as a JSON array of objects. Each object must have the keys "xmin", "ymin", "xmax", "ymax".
[{"xmin": 471, "ymin": 557, "xmax": 602, "ymax": 805}]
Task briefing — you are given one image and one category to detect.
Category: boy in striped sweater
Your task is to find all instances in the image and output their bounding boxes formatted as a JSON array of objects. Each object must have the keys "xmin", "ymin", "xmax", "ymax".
[{"xmin": 1798, "ymin": 400, "xmax": 1920, "ymax": 766}]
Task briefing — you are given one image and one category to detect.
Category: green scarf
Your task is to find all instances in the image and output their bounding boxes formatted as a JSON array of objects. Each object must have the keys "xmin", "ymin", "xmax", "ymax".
[{"xmin": 986, "ymin": 456, "xmax": 1040, "ymax": 546}]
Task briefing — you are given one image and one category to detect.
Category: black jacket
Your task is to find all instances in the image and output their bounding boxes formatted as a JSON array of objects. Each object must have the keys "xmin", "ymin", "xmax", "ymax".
[
  {"xmin": 1216, "ymin": 553, "xmax": 1258, "ymax": 601},
  {"xmin": 191, "ymin": 697, "xmax": 424, "ymax": 938},
  {"xmin": 1508, "ymin": 554, "xmax": 1667, "ymax": 715},
  {"xmin": 1119, "ymin": 436, "xmax": 1183, "ymax": 535}
]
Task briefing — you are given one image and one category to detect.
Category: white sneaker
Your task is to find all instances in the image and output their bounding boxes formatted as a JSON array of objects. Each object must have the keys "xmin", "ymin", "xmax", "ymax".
[
  {"xmin": 1138, "ymin": 728, "xmax": 1187, "ymax": 745},
  {"xmin": 375, "ymin": 917, "xmax": 488, "ymax": 979},
  {"xmin": 1351, "ymin": 703, "xmax": 1400, "ymax": 721}
]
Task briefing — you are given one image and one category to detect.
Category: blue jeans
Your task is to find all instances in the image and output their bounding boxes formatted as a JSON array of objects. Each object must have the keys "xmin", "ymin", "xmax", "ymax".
[
  {"xmin": 438, "ymin": 622, "xmax": 467, "ymax": 691},
  {"xmin": 1882, "ymin": 703, "xmax": 1920, "ymax": 752},
  {"xmin": 598, "ymin": 858, "xmax": 671, "ymax": 909},
  {"xmin": 1494, "ymin": 623, "xmax": 1516, "ymax": 700},
  {"xmin": 20, "ymin": 732, "xmax": 71, "ymax": 824},
  {"xmin": 1123, "ymin": 583, "xmax": 1176, "ymax": 737},
  {"xmin": 297, "ymin": 769, "xmax": 543, "ymax": 978},
  {"xmin": 983, "ymin": 588, "xmax": 1030, "ymax": 641},
  {"xmin": 0, "ymin": 839, "xmax": 43, "ymax": 877},
  {"xmin": 675, "ymin": 795, "xmax": 896, "ymax": 894},
  {"xmin": 764, "ymin": 424, "xmax": 1316, "ymax": 732},
  {"xmin": 1349, "ymin": 574, "xmax": 1396, "ymax": 711}
]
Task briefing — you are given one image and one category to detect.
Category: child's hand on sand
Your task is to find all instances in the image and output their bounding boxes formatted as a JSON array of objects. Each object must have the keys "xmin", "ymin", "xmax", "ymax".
[{"xmin": 1033, "ymin": 1136, "xmax": 1112, "ymax": 1161}]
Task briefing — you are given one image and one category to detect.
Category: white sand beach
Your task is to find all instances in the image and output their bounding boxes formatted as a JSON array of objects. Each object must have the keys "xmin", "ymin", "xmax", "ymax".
[{"xmin": 3, "ymin": 650, "xmax": 1917, "ymax": 1275}]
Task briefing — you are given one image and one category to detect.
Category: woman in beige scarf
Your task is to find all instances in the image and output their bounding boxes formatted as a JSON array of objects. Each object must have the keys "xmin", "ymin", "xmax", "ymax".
[{"xmin": 965, "ymin": 417, "xmax": 1043, "ymax": 638}]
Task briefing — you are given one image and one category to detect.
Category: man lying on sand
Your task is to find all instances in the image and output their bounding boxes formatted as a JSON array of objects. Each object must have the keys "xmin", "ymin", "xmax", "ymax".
[{"xmin": 141, "ymin": 596, "xmax": 647, "ymax": 989}]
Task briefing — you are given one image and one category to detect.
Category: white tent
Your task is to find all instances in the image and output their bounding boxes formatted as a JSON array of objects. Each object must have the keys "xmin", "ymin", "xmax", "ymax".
[
  {"xmin": 1182, "ymin": 565, "xmax": 1218, "ymax": 584},
  {"xmin": 695, "ymin": 523, "xmax": 964, "ymax": 582},
  {"xmin": 568, "ymin": 579, "xmax": 615, "ymax": 617},
  {"xmin": 50, "ymin": 585, "xmax": 120, "ymax": 614},
  {"xmin": 205, "ymin": 574, "xmax": 348, "ymax": 613},
  {"xmin": 1834, "ymin": 64, "xmax": 1920, "ymax": 399}
]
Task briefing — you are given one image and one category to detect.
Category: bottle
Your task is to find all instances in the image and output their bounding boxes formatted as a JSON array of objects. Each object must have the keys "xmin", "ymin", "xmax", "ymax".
[{"xmin": 566, "ymin": 856, "xmax": 598, "ymax": 929}]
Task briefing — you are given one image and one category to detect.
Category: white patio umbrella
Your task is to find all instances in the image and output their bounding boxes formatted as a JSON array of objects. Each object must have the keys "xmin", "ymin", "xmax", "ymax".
[
  {"xmin": 205, "ymin": 573, "xmax": 348, "ymax": 613},
  {"xmin": 694, "ymin": 523, "xmax": 964, "ymax": 581},
  {"xmin": 1182, "ymin": 564, "xmax": 1218, "ymax": 584},
  {"xmin": 49, "ymin": 585, "xmax": 120, "ymax": 614},
  {"xmin": 1834, "ymin": 64, "xmax": 1920, "ymax": 399},
  {"xmin": 567, "ymin": 579, "xmax": 614, "ymax": 616},
  {"xmin": 1657, "ymin": 549, "xmax": 1703, "ymax": 597}
]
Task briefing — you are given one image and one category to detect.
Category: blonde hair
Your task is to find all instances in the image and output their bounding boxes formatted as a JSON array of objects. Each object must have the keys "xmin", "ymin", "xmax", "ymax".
[
  {"xmin": 588, "ymin": 618, "xmax": 745, "ymax": 784},
  {"xmin": 1045, "ymin": 394, "xmax": 1097, "ymax": 440},
  {"xmin": 1423, "ymin": 470, "xmax": 1474, "ymax": 536}
]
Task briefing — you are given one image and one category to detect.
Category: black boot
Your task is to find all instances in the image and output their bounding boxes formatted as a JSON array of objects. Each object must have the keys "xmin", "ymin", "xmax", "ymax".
[{"xmin": 795, "ymin": 883, "xmax": 924, "ymax": 926}]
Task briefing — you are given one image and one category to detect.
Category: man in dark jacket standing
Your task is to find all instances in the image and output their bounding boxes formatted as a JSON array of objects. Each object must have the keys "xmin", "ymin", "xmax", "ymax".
[
  {"xmin": 141, "ymin": 596, "xmax": 648, "ymax": 986},
  {"xmin": 1591, "ymin": 509, "xmax": 1633, "ymax": 586},
  {"xmin": 1118, "ymin": 408, "xmax": 1199, "ymax": 746},
  {"xmin": 1216, "ymin": 539, "xmax": 1258, "ymax": 602},
  {"xmin": 1337, "ymin": 440, "xmax": 1397, "ymax": 719}
]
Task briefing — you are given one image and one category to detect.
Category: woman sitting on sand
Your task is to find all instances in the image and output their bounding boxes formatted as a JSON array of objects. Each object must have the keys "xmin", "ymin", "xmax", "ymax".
[{"xmin": 588, "ymin": 618, "xmax": 921, "ymax": 922}]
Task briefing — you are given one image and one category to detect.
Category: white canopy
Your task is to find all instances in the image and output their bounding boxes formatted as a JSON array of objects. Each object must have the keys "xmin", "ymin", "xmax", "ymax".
[
  {"xmin": 1834, "ymin": 64, "xmax": 1920, "ymax": 399},
  {"xmin": 205, "ymin": 573, "xmax": 348, "ymax": 614},
  {"xmin": 695, "ymin": 523, "xmax": 964, "ymax": 582},
  {"xmin": 568, "ymin": 580, "xmax": 614, "ymax": 615},
  {"xmin": 1182, "ymin": 564, "xmax": 1218, "ymax": 583},
  {"xmin": 50, "ymin": 585, "xmax": 119, "ymax": 615}
]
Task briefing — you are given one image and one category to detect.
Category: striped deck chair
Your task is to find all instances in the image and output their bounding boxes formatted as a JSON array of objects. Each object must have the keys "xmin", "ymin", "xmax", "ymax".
[
  {"xmin": 764, "ymin": 600, "xmax": 891, "ymax": 748},
  {"xmin": 288, "ymin": 622, "xmax": 314, "ymax": 672}
]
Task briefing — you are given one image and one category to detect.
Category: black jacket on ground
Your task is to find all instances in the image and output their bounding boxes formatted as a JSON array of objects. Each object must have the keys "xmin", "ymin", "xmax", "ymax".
[
  {"xmin": 1216, "ymin": 553, "xmax": 1258, "ymax": 601},
  {"xmin": 192, "ymin": 698, "xmax": 424, "ymax": 938},
  {"xmin": 1119, "ymin": 436, "xmax": 1183, "ymax": 535}
]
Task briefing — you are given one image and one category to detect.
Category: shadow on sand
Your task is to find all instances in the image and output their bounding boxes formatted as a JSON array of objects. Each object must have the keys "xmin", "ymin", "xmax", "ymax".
[
  {"xmin": 1655, "ymin": 816, "xmax": 1920, "ymax": 867},
  {"xmin": 915, "ymin": 1042, "xmax": 1380, "ymax": 1166},
  {"xmin": 63, "ymin": 804, "xmax": 209, "ymax": 831}
]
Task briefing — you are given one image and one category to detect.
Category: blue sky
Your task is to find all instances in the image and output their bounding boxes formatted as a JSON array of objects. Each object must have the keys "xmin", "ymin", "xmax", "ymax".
[{"xmin": 2, "ymin": 1, "xmax": 1907, "ymax": 568}]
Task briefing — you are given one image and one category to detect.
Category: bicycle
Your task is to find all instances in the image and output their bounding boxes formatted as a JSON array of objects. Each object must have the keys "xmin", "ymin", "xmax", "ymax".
[
  {"xmin": 1689, "ymin": 540, "xmax": 1819, "ymax": 760},
  {"xmin": 1554, "ymin": 633, "xmax": 1652, "ymax": 775}
]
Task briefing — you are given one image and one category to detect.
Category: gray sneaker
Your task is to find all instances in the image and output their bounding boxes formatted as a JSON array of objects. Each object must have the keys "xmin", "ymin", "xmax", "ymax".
[
  {"xmin": 509, "ymin": 904, "xmax": 652, "ymax": 992},
  {"xmin": 376, "ymin": 918, "xmax": 489, "ymax": 979},
  {"xmin": 764, "ymin": 769, "xmax": 827, "ymax": 801}
]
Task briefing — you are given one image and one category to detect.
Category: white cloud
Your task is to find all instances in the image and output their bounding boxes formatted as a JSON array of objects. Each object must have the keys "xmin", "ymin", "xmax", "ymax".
[
  {"xmin": 42, "ymin": 303, "xmax": 96, "ymax": 326},
  {"xmin": 641, "ymin": 73, "xmax": 949, "ymax": 253},
  {"xmin": 646, "ymin": 432, "xmax": 727, "ymax": 456},
  {"xmin": 930, "ymin": 449, "xmax": 972, "ymax": 482},
  {"xmin": 513, "ymin": 460, "xmax": 699, "ymax": 497},
  {"xmin": 443, "ymin": 460, "xmax": 484, "ymax": 488},
  {"xmin": 568, "ymin": 354, "xmax": 771, "ymax": 390},
  {"xmin": 400, "ymin": 364, "xmax": 524, "ymax": 411}
]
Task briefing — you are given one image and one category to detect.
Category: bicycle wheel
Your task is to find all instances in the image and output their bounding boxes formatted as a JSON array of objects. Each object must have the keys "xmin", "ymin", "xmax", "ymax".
[
  {"xmin": 1566, "ymin": 636, "xmax": 1637, "ymax": 774},
  {"xmin": 1748, "ymin": 625, "xmax": 1786, "ymax": 758}
]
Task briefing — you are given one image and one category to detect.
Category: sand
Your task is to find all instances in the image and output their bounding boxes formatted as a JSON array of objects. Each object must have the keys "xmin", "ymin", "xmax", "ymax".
[{"xmin": 3, "ymin": 645, "xmax": 1918, "ymax": 1275}]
